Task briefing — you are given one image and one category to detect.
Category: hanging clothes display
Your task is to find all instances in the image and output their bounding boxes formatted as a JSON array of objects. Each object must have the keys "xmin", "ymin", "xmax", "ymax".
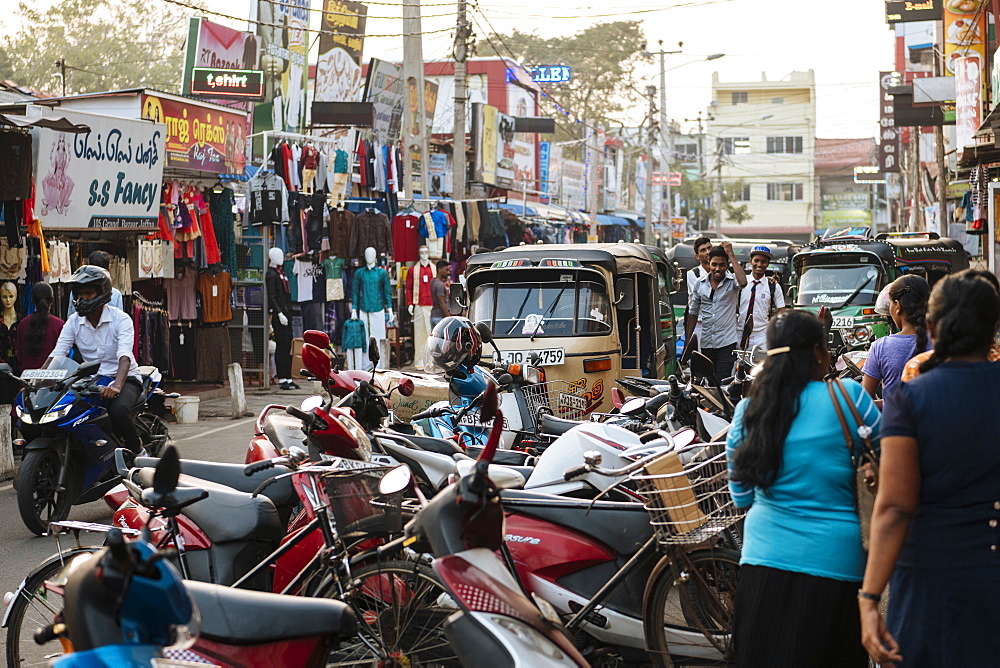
[
  {"xmin": 198, "ymin": 268, "xmax": 233, "ymax": 324},
  {"xmin": 350, "ymin": 208, "xmax": 392, "ymax": 259},
  {"xmin": 0, "ymin": 129, "xmax": 30, "ymax": 248},
  {"xmin": 166, "ymin": 266, "xmax": 199, "ymax": 321},
  {"xmin": 392, "ymin": 209, "xmax": 421, "ymax": 263}
]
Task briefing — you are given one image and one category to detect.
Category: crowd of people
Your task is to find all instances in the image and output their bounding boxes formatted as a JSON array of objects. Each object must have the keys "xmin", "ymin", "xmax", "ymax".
[{"xmin": 720, "ymin": 266, "xmax": 1000, "ymax": 666}]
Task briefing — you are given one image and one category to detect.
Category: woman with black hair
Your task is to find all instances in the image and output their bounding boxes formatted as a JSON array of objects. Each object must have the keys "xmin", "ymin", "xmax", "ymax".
[
  {"xmin": 14, "ymin": 282, "xmax": 64, "ymax": 371},
  {"xmin": 860, "ymin": 270, "xmax": 1000, "ymax": 666},
  {"xmin": 862, "ymin": 274, "xmax": 931, "ymax": 407},
  {"xmin": 726, "ymin": 309, "xmax": 881, "ymax": 666}
]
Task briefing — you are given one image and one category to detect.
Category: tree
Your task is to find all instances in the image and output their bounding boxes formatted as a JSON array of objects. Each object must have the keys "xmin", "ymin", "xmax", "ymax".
[
  {"xmin": 0, "ymin": 0, "xmax": 200, "ymax": 95},
  {"xmin": 724, "ymin": 203, "xmax": 753, "ymax": 226},
  {"xmin": 476, "ymin": 21, "xmax": 651, "ymax": 154}
]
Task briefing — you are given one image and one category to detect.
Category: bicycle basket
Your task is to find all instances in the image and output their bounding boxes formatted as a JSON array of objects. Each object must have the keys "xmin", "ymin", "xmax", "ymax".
[
  {"xmin": 631, "ymin": 445, "xmax": 744, "ymax": 546},
  {"xmin": 522, "ymin": 380, "xmax": 590, "ymax": 423},
  {"xmin": 322, "ymin": 465, "xmax": 405, "ymax": 538}
]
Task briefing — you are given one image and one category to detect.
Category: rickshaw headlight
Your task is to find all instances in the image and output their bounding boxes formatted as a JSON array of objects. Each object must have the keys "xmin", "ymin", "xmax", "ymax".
[
  {"xmin": 523, "ymin": 366, "xmax": 544, "ymax": 384},
  {"xmin": 853, "ymin": 325, "xmax": 872, "ymax": 343}
]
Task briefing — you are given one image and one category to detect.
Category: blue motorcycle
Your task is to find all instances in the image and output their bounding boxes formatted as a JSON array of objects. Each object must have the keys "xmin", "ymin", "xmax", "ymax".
[{"xmin": 6, "ymin": 356, "xmax": 172, "ymax": 535}]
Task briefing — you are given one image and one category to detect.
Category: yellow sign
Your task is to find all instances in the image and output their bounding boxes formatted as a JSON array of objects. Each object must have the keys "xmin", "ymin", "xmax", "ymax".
[{"xmin": 944, "ymin": 0, "xmax": 986, "ymax": 95}]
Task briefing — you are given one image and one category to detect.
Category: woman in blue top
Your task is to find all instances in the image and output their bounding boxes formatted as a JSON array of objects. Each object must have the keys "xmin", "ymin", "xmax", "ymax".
[
  {"xmin": 860, "ymin": 271, "xmax": 1000, "ymax": 666},
  {"xmin": 862, "ymin": 274, "xmax": 930, "ymax": 408},
  {"xmin": 727, "ymin": 309, "xmax": 881, "ymax": 666}
]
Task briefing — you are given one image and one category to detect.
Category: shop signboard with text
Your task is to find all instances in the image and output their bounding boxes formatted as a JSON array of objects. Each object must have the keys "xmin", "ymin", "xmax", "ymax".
[
  {"xmin": 364, "ymin": 58, "xmax": 404, "ymax": 142},
  {"xmin": 34, "ymin": 109, "xmax": 165, "ymax": 229},
  {"xmin": 315, "ymin": 0, "xmax": 367, "ymax": 103},
  {"xmin": 182, "ymin": 18, "xmax": 259, "ymax": 95},
  {"xmin": 944, "ymin": 0, "xmax": 986, "ymax": 99},
  {"xmin": 141, "ymin": 94, "xmax": 248, "ymax": 174},
  {"xmin": 252, "ymin": 0, "xmax": 311, "ymax": 139},
  {"xmin": 507, "ymin": 84, "xmax": 537, "ymax": 193},
  {"xmin": 955, "ymin": 56, "xmax": 982, "ymax": 160},
  {"xmin": 878, "ymin": 71, "xmax": 900, "ymax": 173}
]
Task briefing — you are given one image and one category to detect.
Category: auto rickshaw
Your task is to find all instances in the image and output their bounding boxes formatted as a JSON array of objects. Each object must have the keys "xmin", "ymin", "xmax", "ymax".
[
  {"xmin": 790, "ymin": 228, "xmax": 969, "ymax": 350},
  {"xmin": 457, "ymin": 243, "xmax": 678, "ymax": 415}
]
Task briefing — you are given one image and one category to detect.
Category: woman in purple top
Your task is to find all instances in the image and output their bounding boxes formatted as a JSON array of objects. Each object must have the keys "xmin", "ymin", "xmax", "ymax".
[
  {"xmin": 862, "ymin": 275, "xmax": 930, "ymax": 407},
  {"xmin": 15, "ymin": 282, "xmax": 65, "ymax": 371}
]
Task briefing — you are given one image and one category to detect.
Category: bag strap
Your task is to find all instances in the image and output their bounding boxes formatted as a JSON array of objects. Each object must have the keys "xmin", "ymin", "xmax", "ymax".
[
  {"xmin": 830, "ymin": 377, "xmax": 877, "ymax": 460},
  {"xmin": 826, "ymin": 380, "xmax": 855, "ymax": 459}
]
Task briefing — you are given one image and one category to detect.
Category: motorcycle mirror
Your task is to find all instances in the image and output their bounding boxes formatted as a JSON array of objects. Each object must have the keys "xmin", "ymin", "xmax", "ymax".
[
  {"xmin": 672, "ymin": 427, "xmax": 699, "ymax": 448},
  {"xmin": 302, "ymin": 329, "xmax": 331, "ymax": 349},
  {"xmin": 378, "ymin": 464, "xmax": 413, "ymax": 495},
  {"xmin": 611, "ymin": 387, "xmax": 625, "ymax": 409},
  {"xmin": 474, "ymin": 321, "xmax": 494, "ymax": 345},
  {"xmin": 368, "ymin": 337, "xmax": 380, "ymax": 365},
  {"xmin": 77, "ymin": 361, "xmax": 100, "ymax": 377},
  {"xmin": 480, "ymin": 382, "xmax": 499, "ymax": 421},
  {"xmin": 622, "ymin": 397, "xmax": 647, "ymax": 415},
  {"xmin": 751, "ymin": 345, "xmax": 766, "ymax": 364},
  {"xmin": 398, "ymin": 377, "xmax": 415, "ymax": 397},
  {"xmin": 818, "ymin": 306, "xmax": 833, "ymax": 332},
  {"xmin": 152, "ymin": 445, "xmax": 181, "ymax": 496},
  {"xmin": 301, "ymin": 344, "xmax": 332, "ymax": 381},
  {"xmin": 300, "ymin": 395, "xmax": 324, "ymax": 412}
]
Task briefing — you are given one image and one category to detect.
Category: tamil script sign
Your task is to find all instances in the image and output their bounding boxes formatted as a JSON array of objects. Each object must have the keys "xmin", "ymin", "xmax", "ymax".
[
  {"xmin": 34, "ymin": 109, "xmax": 165, "ymax": 229},
  {"xmin": 878, "ymin": 72, "xmax": 900, "ymax": 173},
  {"xmin": 141, "ymin": 93, "xmax": 248, "ymax": 174},
  {"xmin": 651, "ymin": 172, "xmax": 682, "ymax": 186}
]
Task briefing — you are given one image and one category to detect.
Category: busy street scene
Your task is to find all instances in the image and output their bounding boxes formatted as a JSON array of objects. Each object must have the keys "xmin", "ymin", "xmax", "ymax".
[{"xmin": 0, "ymin": 0, "xmax": 997, "ymax": 665}]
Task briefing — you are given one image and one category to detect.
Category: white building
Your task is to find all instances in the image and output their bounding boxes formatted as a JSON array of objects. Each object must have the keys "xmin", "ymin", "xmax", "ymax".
[{"xmin": 708, "ymin": 70, "xmax": 816, "ymax": 240}]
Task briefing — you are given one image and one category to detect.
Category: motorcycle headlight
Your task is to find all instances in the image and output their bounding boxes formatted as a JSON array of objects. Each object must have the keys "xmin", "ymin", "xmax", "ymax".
[
  {"xmin": 490, "ymin": 616, "xmax": 565, "ymax": 661},
  {"xmin": 337, "ymin": 415, "xmax": 372, "ymax": 457},
  {"xmin": 15, "ymin": 404, "xmax": 25, "ymax": 423},
  {"xmin": 39, "ymin": 406, "xmax": 72, "ymax": 424}
]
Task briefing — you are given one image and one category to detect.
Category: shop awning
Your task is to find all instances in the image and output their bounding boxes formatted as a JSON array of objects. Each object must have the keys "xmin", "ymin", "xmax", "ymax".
[
  {"xmin": 498, "ymin": 202, "xmax": 537, "ymax": 216},
  {"xmin": 0, "ymin": 113, "xmax": 91, "ymax": 133},
  {"xmin": 532, "ymin": 203, "xmax": 573, "ymax": 221},
  {"xmin": 595, "ymin": 214, "xmax": 630, "ymax": 227},
  {"xmin": 614, "ymin": 211, "xmax": 645, "ymax": 229}
]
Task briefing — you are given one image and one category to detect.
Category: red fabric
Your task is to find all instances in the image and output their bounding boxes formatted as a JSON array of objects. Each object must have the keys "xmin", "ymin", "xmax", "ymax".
[
  {"xmin": 281, "ymin": 143, "xmax": 295, "ymax": 192},
  {"xmin": 393, "ymin": 213, "xmax": 421, "ymax": 263},
  {"xmin": 275, "ymin": 265, "xmax": 290, "ymax": 293},
  {"xmin": 404, "ymin": 262, "xmax": 434, "ymax": 306},
  {"xmin": 356, "ymin": 135, "xmax": 368, "ymax": 187},
  {"xmin": 199, "ymin": 198, "xmax": 221, "ymax": 264}
]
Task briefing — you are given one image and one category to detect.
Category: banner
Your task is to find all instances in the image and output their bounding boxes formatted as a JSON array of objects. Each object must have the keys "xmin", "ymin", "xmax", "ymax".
[
  {"xmin": 507, "ymin": 85, "xmax": 537, "ymax": 191},
  {"xmin": 944, "ymin": 0, "xmax": 986, "ymax": 88},
  {"xmin": 253, "ymin": 0, "xmax": 311, "ymax": 138},
  {"xmin": 955, "ymin": 56, "xmax": 983, "ymax": 159},
  {"xmin": 878, "ymin": 71, "xmax": 900, "ymax": 173},
  {"xmin": 315, "ymin": 1, "xmax": 367, "ymax": 103},
  {"xmin": 35, "ymin": 109, "xmax": 165, "ymax": 229},
  {"xmin": 428, "ymin": 153, "xmax": 450, "ymax": 196},
  {"xmin": 182, "ymin": 18, "xmax": 259, "ymax": 95},
  {"xmin": 539, "ymin": 141, "xmax": 551, "ymax": 202},
  {"xmin": 364, "ymin": 58, "xmax": 403, "ymax": 142},
  {"xmin": 480, "ymin": 104, "xmax": 498, "ymax": 185},
  {"xmin": 141, "ymin": 94, "xmax": 248, "ymax": 174},
  {"xmin": 496, "ymin": 111, "xmax": 516, "ymax": 188}
]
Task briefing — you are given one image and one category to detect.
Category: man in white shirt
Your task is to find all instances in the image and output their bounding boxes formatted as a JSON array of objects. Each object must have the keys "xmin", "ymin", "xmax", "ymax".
[
  {"xmin": 66, "ymin": 250, "xmax": 123, "ymax": 316},
  {"xmin": 738, "ymin": 245, "xmax": 786, "ymax": 350},
  {"xmin": 48, "ymin": 265, "xmax": 143, "ymax": 453},
  {"xmin": 685, "ymin": 242, "xmax": 747, "ymax": 379},
  {"xmin": 685, "ymin": 236, "xmax": 713, "ymax": 346}
]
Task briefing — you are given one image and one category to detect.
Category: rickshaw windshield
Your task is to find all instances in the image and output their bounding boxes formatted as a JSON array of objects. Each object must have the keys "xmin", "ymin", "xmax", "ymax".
[
  {"xmin": 796, "ymin": 262, "xmax": 882, "ymax": 307},
  {"xmin": 471, "ymin": 278, "xmax": 612, "ymax": 339}
]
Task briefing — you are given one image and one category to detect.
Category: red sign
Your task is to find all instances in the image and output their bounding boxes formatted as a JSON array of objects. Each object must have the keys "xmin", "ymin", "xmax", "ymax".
[
  {"xmin": 651, "ymin": 172, "xmax": 682, "ymax": 186},
  {"xmin": 141, "ymin": 94, "xmax": 248, "ymax": 174}
]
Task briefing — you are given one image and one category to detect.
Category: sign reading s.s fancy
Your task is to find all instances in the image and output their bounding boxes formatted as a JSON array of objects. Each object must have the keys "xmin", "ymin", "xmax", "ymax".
[
  {"xmin": 190, "ymin": 68, "xmax": 265, "ymax": 99},
  {"xmin": 34, "ymin": 109, "xmax": 165, "ymax": 229}
]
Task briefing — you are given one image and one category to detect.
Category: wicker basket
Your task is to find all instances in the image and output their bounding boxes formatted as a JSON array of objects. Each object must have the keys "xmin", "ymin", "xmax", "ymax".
[
  {"xmin": 322, "ymin": 465, "xmax": 405, "ymax": 537},
  {"xmin": 631, "ymin": 446, "xmax": 744, "ymax": 546}
]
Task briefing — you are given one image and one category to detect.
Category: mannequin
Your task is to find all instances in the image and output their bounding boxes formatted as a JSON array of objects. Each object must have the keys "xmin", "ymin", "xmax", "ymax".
[
  {"xmin": 301, "ymin": 140, "xmax": 319, "ymax": 194},
  {"xmin": 350, "ymin": 246, "xmax": 393, "ymax": 371},
  {"xmin": 0, "ymin": 281, "xmax": 19, "ymax": 404},
  {"xmin": 405, "ymin": 246, "xmax": 435, "ymax": 369},
  {"xmin": 265, "ymin": 247, "xmax": 298, "ymax": 390}
]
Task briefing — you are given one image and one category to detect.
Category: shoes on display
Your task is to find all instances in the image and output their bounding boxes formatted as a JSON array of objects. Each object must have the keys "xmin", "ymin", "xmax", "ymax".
[{"xmin": 287, "ymin": 381, "xmax": 301, "ymax": 390}]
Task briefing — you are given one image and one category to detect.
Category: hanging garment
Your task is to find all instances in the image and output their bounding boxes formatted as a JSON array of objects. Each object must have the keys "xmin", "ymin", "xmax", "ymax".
[
  {"xmin": 351, "ymin": 266, "xmax": 392, "ymax": 313},
  {"xmin": 198, "ymin": 270, "xmax": 233, "ymax": 323},
  {"xmin": 293, "ymin": 259, "xmax": 325, "ymax": 303},
  {"xmin": 349, "ymin": 209, "xmax": 392, "ymax": 259},
  {"xmin": 393, "ymin": 213, "xmax": 421, "ymax": 263},
  {"xmin": 195, "ymin": 324, "xmax": 231, "ymax": 383},
  {"xmin": 166, "ymin": 267, "xmax": 199, "ymax": 321},
  {"xmin": 328, "ymin": 208, "xmax": 354, "ymax": 258},
  {"xmin": 170, "ymin": 322, "xmax": 197, "ymax": 379}
]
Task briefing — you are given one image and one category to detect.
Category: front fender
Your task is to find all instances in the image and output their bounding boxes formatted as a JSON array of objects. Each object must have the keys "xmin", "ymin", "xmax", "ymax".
[{"xmin": 22, "ymin": 435, "xmax": 69, "ymax": 452}]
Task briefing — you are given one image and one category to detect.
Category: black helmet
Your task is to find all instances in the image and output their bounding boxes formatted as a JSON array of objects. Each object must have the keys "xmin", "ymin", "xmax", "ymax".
[
  {"xmin": 425, "ymin": 316, "xmax": 481, "ymax": 374},
  {"xmin": 68, "ymin": 265, "xmax": 113, "ymax": 316}
]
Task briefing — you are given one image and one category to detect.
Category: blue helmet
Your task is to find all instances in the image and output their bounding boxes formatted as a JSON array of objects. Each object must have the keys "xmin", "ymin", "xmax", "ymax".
[{"xmin": 749, "ymin": 245, "xmax": 772, "ymax": 259}]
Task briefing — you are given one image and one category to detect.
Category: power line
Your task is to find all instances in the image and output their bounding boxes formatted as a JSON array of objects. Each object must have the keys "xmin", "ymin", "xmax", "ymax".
[{"xmin": 478, "ymin": 0, "xmax": 734, "ymax": 20}]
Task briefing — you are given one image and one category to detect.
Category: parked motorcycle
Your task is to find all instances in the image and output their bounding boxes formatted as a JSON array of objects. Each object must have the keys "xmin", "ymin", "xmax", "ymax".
[{"xmin": 4, "ymin": 356, "xmax": 173, "ymax": 535}]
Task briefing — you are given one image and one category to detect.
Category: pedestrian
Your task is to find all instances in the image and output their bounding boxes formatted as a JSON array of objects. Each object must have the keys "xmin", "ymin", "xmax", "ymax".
[
  {"xmin": 861, "ymin": 274, "xmax": 930, "ymax": 407},
  {"xmin": 738, "ymin": 245, "xmax": 785, "ymax": 350},
  {"xmin": 899, "ymin": 270, "xmax": 1000, "ymax": 382},
  {"xmin": 430, "ymin": 260, "xmax": 451, "ymax": 329},
  {"xmin": 15, "ymin": 282, "xmax": 65, "ymax": 371},
  {"xmin": 727, "ymin": 309, "xmax": 880, "ymax": 667},
  {"xmin": 685, "ymin": 241, "xmax": 747, "ymax": 379},
  {"xmin": 685, "ymin": 236, "xmax": 713, "ymax": 346},
  {"xmin": 859, "ymin": 270, "xmax": 1000, "ymax": 667}
]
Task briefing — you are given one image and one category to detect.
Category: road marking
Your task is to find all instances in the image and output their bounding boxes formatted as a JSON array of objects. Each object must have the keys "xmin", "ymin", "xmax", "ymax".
[
  {"xmin": 0, "ymin": 482, "xmax": 11, "ymax": 491},
  {"xmin": 174, "ymin": 417, "xmax": 255, "ymax": 443}
]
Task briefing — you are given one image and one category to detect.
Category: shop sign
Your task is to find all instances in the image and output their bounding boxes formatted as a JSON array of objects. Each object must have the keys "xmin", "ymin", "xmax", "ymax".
[
  {"xmin": 478, "ymin": 103, "xmax": 499, "ymax": 186},
  {"xmin": 34, "ymin": 109, "xmax": 165, "ymax": 229},
  {"xmin": 823, "ymin": 209, "xmax": 872, "ymax": 226},
  {"xmin": 252, "ymin": 0, "xmax": 311, "ymax": 137},
  {"xmin": 182, "ymin": 18, "xmax": 259, "ymax": 96},
  {"xmin": 855, "ymin": 166, "xmax": 887, "ymax": 184},
  {"xmin": 316, "ymin": 0, "xmax": 367, "ymax": 103},
  {"xmin": 428, "ymin": 153, "xmax": 450, "ymax": 197},
  {"xmin": 651, "ymin": 172, "xmax": 682, "ymax": 186},
  {"xmin": 364, "ymin": 58, "xmax": 404, "ymax": 143},
  {"xmin": 190, "ymin": 68, "xmax": 265, "ymax": 99},
  {"xmin": 885, "ymin": 0, "xmax": 941, "ymax": 23},
  {"xmin": 878, "ymin": 72, "xmax": 900, "ymax": 173},
  {"xmin": 943, "ymin": 0, "xmax": 986, "ymax": 89},
  {"xmin": 539, "ymin": 141, "xmax": 551, "ymax": 202},
  {"xmin": 955, "ymin": 56, "xmax": 982, "ymax": 160},
  {"xmin": 822, "ymin": 192, "xmax": 870, "ymax": 210},
  {"xmin": 507, "ymin": 85, "xmax": 537, "ymax": 191},
  {"xmin": 141, "ymin": 94, "xmax": 248, "ymax": 174},
  {"xmin": 527, "ymin": 65, "xmax": 572, "ymax": 84}
]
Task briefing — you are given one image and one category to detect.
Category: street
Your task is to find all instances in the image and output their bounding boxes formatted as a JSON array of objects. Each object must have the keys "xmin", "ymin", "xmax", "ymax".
[{"xmin": 0, "ymin": 386, "xmax": 315, "ymax": 657}]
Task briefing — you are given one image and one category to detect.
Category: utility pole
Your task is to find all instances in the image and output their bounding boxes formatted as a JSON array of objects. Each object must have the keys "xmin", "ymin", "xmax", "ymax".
[
  {"xmin": 402, "ymin": 0, "xmax": 430, "ymax": 198},
  {"xmin": 934, "ymin": 53, "xmax": 947, "ymax": 235},
  {"xmin": 909, "ymin": 126, "xmax": 921, "ymax": 231},
  {"xmin": 716, "ymin": 141, "xmax": 725, "ymax": 237},
  {"xmin": 644, "ymin": 86, "xmax": 657, "ymax": 246},
  {"xmin": 452, "ymin": 0, "xmax": 470, "ymax": 199},
  {"xmin": 586, "ymin": 123, "xmax": 600, "ymax": 242},
  {"xmin": 55, "ymin": 58, "xmax": 67, "ymax": 96},
  {"xmin": 657, "ymin": 41, "xmax": 676, "ymax": 227}
]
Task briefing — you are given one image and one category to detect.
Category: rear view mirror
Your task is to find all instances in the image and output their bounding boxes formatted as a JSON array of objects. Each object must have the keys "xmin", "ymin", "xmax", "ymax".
[
  {"xmin": 621, "ymin": 397, "xmax": 646, "ymax": 416},
  {"xmin": 301, "ymin": 344, "xmax": 331, "ymax": 381},
  {"xmin": 303, "ymin": 330, "xmax": 330, "ymax": 349},
  {"xmin": 690, "ymin": 351, "xmax": 715, "ymax": 381},
  {"xmin": 474, "ymin": 321, "xmax": 494, "ymax": 345},
  {"xmin": 615, "ymin": 277, "xmax": 635, "ymax": 311},
  {"xmin": 300, "ymin": 395, "xmax": 324, "ymax": 412},
  {"xmin": 449, "ymin": 283, "xmax": 466, "ymax": 314},
  {"xmin": 77, "ymin": 361, "xmax": 100, "ymax": 377},
  {"xmin": 0, "ymin": 363, "xmax": 11, "ymax": 375},
  {"xmin": 378, "ymin": 464, "xmax": 413, "ymax": 495},
  {"xmin": 398, "ymin": 378, "xmax": 415, "ymax": 396},
  {"xmin": 751, "ymin": 345, "xmax": 766, "ymax": 364},
  {"xmin": 368, "ymin": 337, "xmax": 380, "ymax": 365},
  {"xmin": 480, "ymin": 382, "xmax": 498, "ymax": 421},
  {"xmin": 152, "ymin": 445, "xmax": 180, "ymax": 496}
]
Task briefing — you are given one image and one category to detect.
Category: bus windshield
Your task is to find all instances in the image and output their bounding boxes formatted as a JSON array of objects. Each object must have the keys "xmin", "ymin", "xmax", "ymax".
[{"xmin": 471, "ymin": 278, "xmax": 612, "ymax": 339}]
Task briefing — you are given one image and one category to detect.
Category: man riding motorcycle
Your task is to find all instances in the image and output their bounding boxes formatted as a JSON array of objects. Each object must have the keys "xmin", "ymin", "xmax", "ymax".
[{"xmin": 44, "ymin": 265, "xmax": 144, "ymax": 454}]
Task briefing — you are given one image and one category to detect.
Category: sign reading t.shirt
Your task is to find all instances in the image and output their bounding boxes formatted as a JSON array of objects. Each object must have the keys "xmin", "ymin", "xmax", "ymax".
[{"xmin": 293, "ymin": 259, "xmax": 326, "ymax": 303}]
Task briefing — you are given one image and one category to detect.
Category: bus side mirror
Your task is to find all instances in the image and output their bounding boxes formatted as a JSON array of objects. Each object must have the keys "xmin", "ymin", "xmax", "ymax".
[
  {"xmin": 615, "ymin": 277, "xmax": 635, "ymax": 311},
  {"xmin": 449, "ymin": 283, "xmax": 467, "ymax": 314}
]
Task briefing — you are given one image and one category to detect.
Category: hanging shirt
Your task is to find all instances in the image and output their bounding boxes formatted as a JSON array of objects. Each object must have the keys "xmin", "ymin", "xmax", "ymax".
[
  {"xmin": 350, "ymin": 209, "xmax": 392, "ymax": 259},
  {"xmin": 165, "ymin": 267, "xmax": 199, "ymax": 321},
  {"xmin": 405, "ymin": 262, "xmax": 435, "ymax": 306},
  {"xmin": 328, "ymin": 209, "xmax": 354, "ymax": 258},
  {"xmin": 393, "ymin": 213, "xmax": 421, "ymax": 263},
  {"xmin": 0, "ymin": 132, "xmax": 32, "ymax": 200},
  {"xmin": 293, "ymin": 259, "xmax": 326, "ymax": 303},
  {"xmin": 247, "ymin": 172, "xmax": 289, "ymax": 225},
  {"xmin": 198, "ymin": 270, "xmax": 233, "ymax": 323},
  {"xmin": 351, "ymin": 265, "xmax": 392, "ymax": 313}
]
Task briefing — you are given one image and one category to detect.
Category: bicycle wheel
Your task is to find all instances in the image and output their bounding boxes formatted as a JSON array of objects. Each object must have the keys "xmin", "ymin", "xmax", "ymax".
[
  {"xmin": 322, "ymin": 559, "xmax": 459, "ymax": 667},
  {"xmin": 5, "ymin": 547, "xmax": 99, "ymax": 667},
  {"xmin": 642, "ymin": 547, "xmax": 741, "ymax": 668}
]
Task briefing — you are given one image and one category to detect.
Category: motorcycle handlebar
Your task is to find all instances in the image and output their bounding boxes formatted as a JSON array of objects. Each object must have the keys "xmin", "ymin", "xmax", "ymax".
[
  {"xmin": 285, "ymin": 405, "xmax": 317, "ymax": 428},
  {"xmin": 244, "ymin": 459, "xmax": 276, "ymax": 476},
  {"xmin": 105, "ymin": 528, "xmax": 133, "ymax": 569},
  {"xmin": 412, "ymin": 406, "xmax": 450, "ymax": 421},
  {"xmin": 563, "ymin": 465, "xmax": 589, "ymax": 481}
]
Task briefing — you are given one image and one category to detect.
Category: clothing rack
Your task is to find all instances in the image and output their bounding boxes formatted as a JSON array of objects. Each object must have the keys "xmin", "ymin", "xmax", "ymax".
[{"xmin": 132, "ymin": 291, "xmax": 164, "ymax": 308}]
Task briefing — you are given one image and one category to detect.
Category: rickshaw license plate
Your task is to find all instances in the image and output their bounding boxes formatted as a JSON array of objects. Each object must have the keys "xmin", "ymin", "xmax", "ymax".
[
  {"xmin": 832, "ymin": 316, "xmax": 855, "ymax": 329},
  {"xmin": 494, "ymin": 348, "xmax": 565, "ymax": 366}
]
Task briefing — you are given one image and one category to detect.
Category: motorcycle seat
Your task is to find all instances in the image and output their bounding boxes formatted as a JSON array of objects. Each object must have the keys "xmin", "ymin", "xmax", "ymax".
[
  {"xmin": 465, "ymin": 446, "xmax": 533, "ymax": 466},
  {"xmin": 400, "ymin": 433, "xmax": 466, "ymax": 457},
  {"xmin": 500, "ymin": 489, "xmax": 653, "ymax": 556},
  {"xmin": 537, "ymin": 413, "xmax": 580, "ymax": 437},
  {"xmin": 186, "ymin": 580, "xmax": 357, "ymax": 644},
  {"xmin": 261, "ymin": 412, "xmax": 307, "ymax": 453},
  {"xmin": 134, "ymin": 457, "xmax": 296, "ymax": 509},
  {"xmin": 181, "ymin": 486, "xmax": 283, "ymax": 545}
]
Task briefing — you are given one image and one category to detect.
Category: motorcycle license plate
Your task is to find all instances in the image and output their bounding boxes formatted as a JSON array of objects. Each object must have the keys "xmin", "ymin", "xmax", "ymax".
[
  {"xmin": 458, "ymin": 409, "xmax": 484, "ymax": 427},
  {"xmin": 494, "ymin": 348, "xmax": 565, "ymax": 366},
  {"xmin": 21, "ymin": 369, "xmax": 69, "ymax": 380},
  {"xmin": 832, "ymin": 316, "xmax": 855, "ymax": 329}
]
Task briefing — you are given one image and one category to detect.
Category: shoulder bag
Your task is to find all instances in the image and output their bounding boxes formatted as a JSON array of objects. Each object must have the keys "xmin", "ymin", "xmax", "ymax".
[{"xmin": 826, "ymin": 377, "xmax": 880, "ymax": 551}]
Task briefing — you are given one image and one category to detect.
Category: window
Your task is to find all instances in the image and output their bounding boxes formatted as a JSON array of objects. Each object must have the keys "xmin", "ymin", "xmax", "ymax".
[
  {"xmin": 719, "ymin": 136, "xmax": 750, "ymax": 155},
  {"xmin": 470, "ymin": 276, "xmax": 612, "ymax": 339},
  {"xmin": 771, "ymin": 97, "xmax": 784, "ymax": 105},
  {"xmin": 766, "ymin": 136, "xmax": 803, "ymax": 154},
  {"xmin": 766, "ymin": 183, "xmax": 804, "ymax": 201},
  {"xmin": 728, "ymin": 184, "xmax": 751, "ymax": 202},
  {"xmin": 731, "ymin": 91, "xmax": 748, "ymax": 105}
]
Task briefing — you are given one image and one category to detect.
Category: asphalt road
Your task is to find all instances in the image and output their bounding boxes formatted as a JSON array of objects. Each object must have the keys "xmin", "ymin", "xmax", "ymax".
[{"xmin": 0, "ymin": 385, "xmax": 316, "ymax": 657}]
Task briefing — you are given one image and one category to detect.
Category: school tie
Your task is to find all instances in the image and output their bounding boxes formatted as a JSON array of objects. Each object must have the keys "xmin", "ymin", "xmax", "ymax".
[{"xmin": 741, "ymin": 281, "xmax": 759, "ymax": 349}]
